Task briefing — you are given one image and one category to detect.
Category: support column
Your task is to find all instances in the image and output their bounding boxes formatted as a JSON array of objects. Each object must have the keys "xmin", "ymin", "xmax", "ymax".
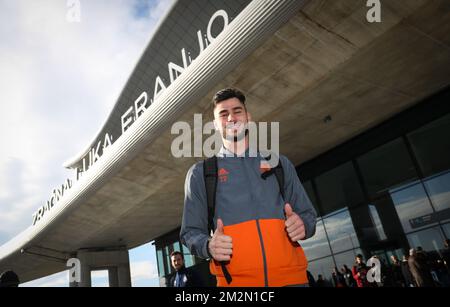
[
  {"xmin": 79, "ymin": 260, "xmax": 92, "ymax": 287},
  {"xmin": 72, "ymin": 247, "xmax": 131, "ymax": 287},
  {"xmin": 108, "ymin": 267, "xmax": 119, "ymax": 287},
  {"xmin": 118, "ymin": 263, "xmax": 132, "ymax": 287}
]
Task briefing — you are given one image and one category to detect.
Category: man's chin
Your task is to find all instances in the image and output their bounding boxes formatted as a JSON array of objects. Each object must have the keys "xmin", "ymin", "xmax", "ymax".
[{"xmin": 224, "ymin": 130, "xmax": 247, "ymax": 142}]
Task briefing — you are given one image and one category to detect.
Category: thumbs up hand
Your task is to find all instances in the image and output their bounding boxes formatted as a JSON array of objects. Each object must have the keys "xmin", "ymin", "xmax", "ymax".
[
  {"xmin": 208, "ymin": 218, "xmax": 233, "ymax": 261},
  {"xmin": 284, "ymin": 203, "xmax": 306, "ymax": 242}
]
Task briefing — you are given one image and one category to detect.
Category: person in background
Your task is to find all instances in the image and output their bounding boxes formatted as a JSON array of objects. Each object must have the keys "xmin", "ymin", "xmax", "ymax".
[
  {"xmin": 307, "ymin": 270, "xmax": 316, "ymax": 287},
  {"xmin": 438, "ymin": 239, "xmax": 450, "ymax": 286},
  {"xmin": 352, "ymin": 254, "xmax": 369, "ymax": 287},
  {"xmin": 332, "ymin": 267, "xmax": 347, "ymax": 287},
  {"xmin": 401, "ymin": 255, "xmax": 416, "ymax": 287},
  {"xmin": 408, "ymin": 248, "xmax": 434, "ymax": 287},
  {"xmin": 316, "ymin": 274, "xmax": 326, "ymax": 287},
  {"xmin": 390, "ymin": 255, "xmax": 405, "ymax": 287},
  {"xmin": 168, "ymin": 251, "xmax": 200, "ymax": 287},
  {"xmin": 342, "ymin": 265, "xmax": 356, "ymax": 287},
  {"xmin": 0, "ymin": 270, "xmax": 20, "ymax": 287}
]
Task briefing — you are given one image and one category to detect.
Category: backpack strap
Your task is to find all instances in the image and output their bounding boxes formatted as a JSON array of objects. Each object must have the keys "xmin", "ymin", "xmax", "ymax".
[
  {"xmin": 203, "ymin": 156, "xmax": 232, "ymax": 285},
  {"xmin": 203, "ymin": 156, "xmax": 218, "ymax": 235},
  {"xmin": 261, "ymin": 154, "xmax": 285, "ymax": 202},
  {"xmin": 273, "ymin": 161, "xmax": 285, "ymax": 202}
]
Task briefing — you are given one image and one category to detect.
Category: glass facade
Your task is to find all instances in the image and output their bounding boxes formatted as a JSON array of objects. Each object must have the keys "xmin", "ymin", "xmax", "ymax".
[{"xmin": 300, "ymin": 111, "xmax": 450, "ymax": 286}]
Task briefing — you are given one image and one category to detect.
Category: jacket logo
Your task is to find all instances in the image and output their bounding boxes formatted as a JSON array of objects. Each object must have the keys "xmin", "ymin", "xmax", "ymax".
[
  {"xmin": 260, "ymin": 161, "xmax": 272, "ymax": 174},
  {"xmin": 218, "ymin": 168, "xmax": 229, "ymax": 183}
]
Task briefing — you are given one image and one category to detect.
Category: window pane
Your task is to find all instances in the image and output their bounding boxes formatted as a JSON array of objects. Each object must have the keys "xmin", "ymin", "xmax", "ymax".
[
  {"xmin": 156, "ymin": 248, "xmax": 165, "ymax": 277},
  {"xmin": 323, "ymin": 208, "xmax": 360, "ymax": 254},
  {"xmin": 181, "ymin": 244, "xmax": 195, "ymax": 268},
  {"xmin": 367, "ymin": 197, "xmax": 407, "ymax": 244},
  {"xmin": 408, "ymin": 113, "xmax": 450, "ymax": 177},
  {"xmin": 407, "ymin": 227, "xmax": 445, "ymax": 257},
  {"xmin": 368, "ymin": 205, "xmax": 388, "ymax": 241},
  {"xmin": 357, "ymin": 138, "xmax": 418, "ymax": 198},
  {"xmin": 302, "ymin": 219, "xmax": 331, "ymax": 261},
  {"xmin": 91, "ymin": 270, "xmax": 109, "ymax": 287},
  {"xmin": 165, "ymin": 246, "xmax": 174, "ymax": 274},
  {"xmin": 390, "ymin": 183, "xmax": 436, "ymax": 233},
  {"xmin": 441, "ymin": 223, "xmax": 450, "ymax": 239},
  {"xmin": 315, "ymin": 162, "xmax": 364, "ymax": 215},
  {"xmin": 172, "ymin": 242, "xmax": 181, "ymax": 253},
  {"xmin": 308, "ymin": 256, "xmax": 335, "ymax": 286},
  {"xmin": 424, "ymin": 171, "xmax": 450, "ymax": 223}
]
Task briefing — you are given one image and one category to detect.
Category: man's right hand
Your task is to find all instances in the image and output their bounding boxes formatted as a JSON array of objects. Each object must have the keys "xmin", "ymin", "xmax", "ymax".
[{"xmin": 208, "ymin": 218, "xmax": 233, "ymax": 262}]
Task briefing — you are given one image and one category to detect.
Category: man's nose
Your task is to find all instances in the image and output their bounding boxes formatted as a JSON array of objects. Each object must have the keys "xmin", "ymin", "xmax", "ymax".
[{"xmin": 227, "ymin": 113, "xmax": 236, "ymax": 122}]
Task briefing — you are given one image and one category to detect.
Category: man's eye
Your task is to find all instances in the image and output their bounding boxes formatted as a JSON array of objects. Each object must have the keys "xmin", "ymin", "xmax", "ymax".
[{"xmin": 220, "ymin": 114, "xmax": 228, "ymax": 118}]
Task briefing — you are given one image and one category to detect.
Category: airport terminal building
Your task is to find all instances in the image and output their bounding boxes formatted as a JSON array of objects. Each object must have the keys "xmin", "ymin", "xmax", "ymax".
[{"xmin": 1, "ymin": 0, "xmax": 449, "ymax": 287}]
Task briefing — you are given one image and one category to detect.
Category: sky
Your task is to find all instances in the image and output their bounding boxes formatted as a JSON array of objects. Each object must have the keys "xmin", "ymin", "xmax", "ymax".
[{"xmin": 0, "ymin": 0, "xmax": 174, "ymax": 287}]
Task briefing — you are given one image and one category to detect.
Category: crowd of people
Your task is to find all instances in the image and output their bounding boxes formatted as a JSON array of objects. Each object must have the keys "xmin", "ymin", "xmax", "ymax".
[
  {"xmin": 308, "ymin": 239, "xmax": 450, "ymax": 287},
  {"xmin": 3, "ymin": 240, "xmax": 450, "ymax": 287}
]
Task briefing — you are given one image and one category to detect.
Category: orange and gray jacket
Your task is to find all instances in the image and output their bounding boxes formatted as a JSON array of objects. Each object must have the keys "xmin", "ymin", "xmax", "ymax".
[{"xmin": 180, "ymin": 148, "xmax": 317, "ymax": 286}]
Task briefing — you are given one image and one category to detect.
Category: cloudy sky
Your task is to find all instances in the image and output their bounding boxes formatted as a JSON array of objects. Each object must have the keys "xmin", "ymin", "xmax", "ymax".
[{"xmin": 0, "ymin": 0, "xmax": 174, "ymax": 287}]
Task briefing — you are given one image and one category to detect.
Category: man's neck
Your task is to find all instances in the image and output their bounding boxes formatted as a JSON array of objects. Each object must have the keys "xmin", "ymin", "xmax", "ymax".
[{"xmin": 223, "ymin": 137, "xmax": 249, "ymax": 156}]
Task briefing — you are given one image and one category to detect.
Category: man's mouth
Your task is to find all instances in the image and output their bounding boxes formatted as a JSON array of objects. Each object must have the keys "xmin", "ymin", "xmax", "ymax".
[{"xmin": 225, "ymin": 122, "xmax": 242, "ymax": 131}]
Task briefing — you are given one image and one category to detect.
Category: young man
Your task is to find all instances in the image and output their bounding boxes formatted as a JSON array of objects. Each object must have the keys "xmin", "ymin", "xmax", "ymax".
[
  {"xmin": 168, "ymin": 251, "xmax": 200, "ymax": 287},
  {"xmin": 180, "ymin": 88, "xmax": 317, "ymax": 287}
]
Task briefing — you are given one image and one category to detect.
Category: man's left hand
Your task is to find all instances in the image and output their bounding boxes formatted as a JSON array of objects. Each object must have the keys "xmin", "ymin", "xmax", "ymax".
[{"xmin": 284, "ymin": 203, "xmax": 306, "ymax": 242}]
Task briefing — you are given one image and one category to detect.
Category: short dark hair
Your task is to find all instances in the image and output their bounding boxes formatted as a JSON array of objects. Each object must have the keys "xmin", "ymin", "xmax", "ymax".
[
  {"xmin": 356, "ymin": 254, "xmax": 363, "ymax": 259},
  {"xmin": 170, "ymin": 251, "xmax": 183, "ymax": 259},
  {"xmin": 213, "ymin": 88, "xmax": 246, "ymax": 108}
]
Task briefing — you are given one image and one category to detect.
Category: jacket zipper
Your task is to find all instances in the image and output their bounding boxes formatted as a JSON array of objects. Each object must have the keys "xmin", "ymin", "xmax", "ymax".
[{"xmin": 255, "ymin": 219, "xmax": 269, "ymax": 287}]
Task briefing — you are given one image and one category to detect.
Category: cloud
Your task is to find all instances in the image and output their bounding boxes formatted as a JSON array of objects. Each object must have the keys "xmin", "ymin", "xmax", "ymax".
[
  {"xmin": 0, "ymin": 0, "xmax": 173, "ymax": 242},
  {"xmin": 0, "ymin": 0, "xmax": 173, "ymax": 286},
  {"xmin": 130, "ymin": 260, "xmax": 159, "ymax": 281}
]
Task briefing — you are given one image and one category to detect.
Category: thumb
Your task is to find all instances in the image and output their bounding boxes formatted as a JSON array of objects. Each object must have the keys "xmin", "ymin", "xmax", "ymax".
[
  {"xmin": 215, "ymin": 218, "xmax": 224, "ymax": 234},
  {"xmin": 284, "ymin": 203, "xmax": 294, "ymax": 218}
]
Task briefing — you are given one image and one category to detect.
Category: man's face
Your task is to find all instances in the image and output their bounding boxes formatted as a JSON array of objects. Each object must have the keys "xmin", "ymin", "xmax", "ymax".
[
  {"xmin": 213, "ymin": 97, "xmax": 250, "ymax": 142},
  {"xmin": 171, "ymin": 254, "xmax": 184, "ymax": 271}
]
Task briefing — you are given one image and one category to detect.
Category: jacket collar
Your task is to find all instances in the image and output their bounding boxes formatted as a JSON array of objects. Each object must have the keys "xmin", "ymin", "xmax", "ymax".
[{"xmin": 217, "ymin": 145, "xmax": 259, "ymax": 158}]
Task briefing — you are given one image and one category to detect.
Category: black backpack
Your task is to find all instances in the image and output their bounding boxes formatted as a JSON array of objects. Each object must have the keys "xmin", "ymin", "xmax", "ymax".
[{"xmin": 202, "ymin": 155, "xmax": 285, "ymax": 284}]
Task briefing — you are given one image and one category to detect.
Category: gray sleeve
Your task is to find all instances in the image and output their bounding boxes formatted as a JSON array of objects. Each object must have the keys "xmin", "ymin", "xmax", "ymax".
[
  {"xmin": 179, "ymin": 162, "xmax": 211, "ymax": 259},
  {"xmin": 280, "ymin": 155, "xmax": 317, "ymax": 239}
]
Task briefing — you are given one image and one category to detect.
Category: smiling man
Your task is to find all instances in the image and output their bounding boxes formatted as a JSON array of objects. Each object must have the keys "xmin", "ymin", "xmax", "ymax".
[{"xmin": 180, "ymin": 88, "xmax": 317, "ymax": 287}]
